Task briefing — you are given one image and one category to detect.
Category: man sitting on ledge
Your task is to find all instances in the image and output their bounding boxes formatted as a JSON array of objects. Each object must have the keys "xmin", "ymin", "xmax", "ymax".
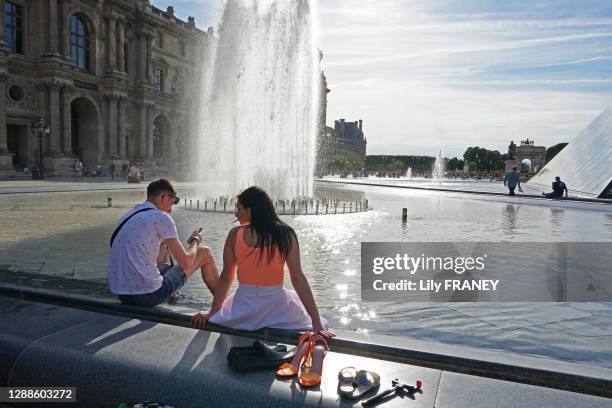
[
  {"xmin": 108, "ymin": 178, "xmax": 218, "ymax": 306},
  {"xmin": 542, "ymin": 176, "xmax": 568, "ymax": 199}
]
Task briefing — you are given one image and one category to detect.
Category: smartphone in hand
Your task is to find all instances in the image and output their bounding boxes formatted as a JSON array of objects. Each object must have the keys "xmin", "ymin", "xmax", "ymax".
[{"xmin": 188, "ymin": 227, "xmax": 203, "ymax": 244}]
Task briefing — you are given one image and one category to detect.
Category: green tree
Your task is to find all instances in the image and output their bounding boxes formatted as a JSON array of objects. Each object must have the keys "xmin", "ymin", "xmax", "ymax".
[
  {"xmin": 447, "ymin": 157, "xmax": 464, "ymax": 171},
  {"xmin": 365, "ymin": 155, "xmax": 435, "ymax": 173},
  {"xmin": 545, "ymin": 143, "xmax": 568, "ymax": 162},
  {"xmin": 330, "ymin": 153, "xmax": 364, "ymax": 172},
  {"xmin": 463, "ymin": 147, "xmax": 503, "ymax": 172},
  {"xmin": 384, "ymin": 159, "xmax": 406, "ymax": 172}
]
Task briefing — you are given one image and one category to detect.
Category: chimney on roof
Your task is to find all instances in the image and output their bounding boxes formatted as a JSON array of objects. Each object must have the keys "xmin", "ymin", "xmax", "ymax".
[
  {"xmin": 188, "ymin": 16, "xmax": 195, "ymax": 28},
  {"xmin": 166, "ymin": 5, "xmax": 174, "ymax": 16},
  {"xmin": 359, "ymin": 119, "xmax": 363, "ymax": 131}
]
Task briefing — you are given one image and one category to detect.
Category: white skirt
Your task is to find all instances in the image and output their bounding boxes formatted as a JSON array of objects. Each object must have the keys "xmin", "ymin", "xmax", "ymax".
[{"xmin": 208, "ymin": 284, "xmax": 325, "ymax": 331}]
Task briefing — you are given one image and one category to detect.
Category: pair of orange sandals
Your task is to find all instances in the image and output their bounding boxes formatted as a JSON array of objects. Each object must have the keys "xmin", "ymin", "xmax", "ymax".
[{"xmin": 276, "ymin": 331, "xmax": 329, "ymax": 388}]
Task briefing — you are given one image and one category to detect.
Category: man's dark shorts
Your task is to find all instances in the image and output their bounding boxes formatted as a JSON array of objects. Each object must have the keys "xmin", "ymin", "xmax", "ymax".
[{"xmin": 117, "ymin": 264, "xmax": 187, "ymax": 307}]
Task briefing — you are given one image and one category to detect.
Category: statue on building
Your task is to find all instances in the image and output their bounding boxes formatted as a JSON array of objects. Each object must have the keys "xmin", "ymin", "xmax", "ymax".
[{"xmin": 508, "ymin": 140, "xmax": 516, "ymax": 159}]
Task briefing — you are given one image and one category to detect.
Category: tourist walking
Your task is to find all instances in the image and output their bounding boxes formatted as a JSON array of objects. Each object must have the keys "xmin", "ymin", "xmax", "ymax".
[
  {"xmin": 192, "ymin": 186, "xmax": 332, "ymax": 336},
  {"xmin": 108, "ymin": 178, "xmax": 219, "ymax": 306},
  {"xmin": 504, "ymin": 166, "xmax": 521, "ymax": 196},
  {"xmin": 543, "ymin": 176, "xmax": 568, "ymax": 198},
  {"xmin": 110, "ymin": 163, "xmax": 116, "ymax": 180}
]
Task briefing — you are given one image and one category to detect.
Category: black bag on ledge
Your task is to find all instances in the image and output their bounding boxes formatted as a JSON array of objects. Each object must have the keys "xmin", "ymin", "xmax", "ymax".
[{"xmin": 227, "ymin": 340, "xmax": 295, "ymax": 371}]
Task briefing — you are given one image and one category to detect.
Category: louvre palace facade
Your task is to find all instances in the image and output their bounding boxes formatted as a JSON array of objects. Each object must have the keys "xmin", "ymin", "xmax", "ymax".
[{"xmin": 0, "ymin": 0, "xmax": 209, "ymax": 176}]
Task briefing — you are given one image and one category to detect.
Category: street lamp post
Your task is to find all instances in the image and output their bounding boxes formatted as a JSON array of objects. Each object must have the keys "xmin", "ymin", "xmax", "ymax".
[{"xmin": 30, "ymin": 117, "xmax": 50, "ymax": 180}]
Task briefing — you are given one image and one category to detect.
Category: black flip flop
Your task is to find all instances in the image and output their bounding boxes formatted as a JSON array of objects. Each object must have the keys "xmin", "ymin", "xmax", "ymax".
[{"xmin": 227, "ymin": 341, "xmax": 296, "ymax": 371}]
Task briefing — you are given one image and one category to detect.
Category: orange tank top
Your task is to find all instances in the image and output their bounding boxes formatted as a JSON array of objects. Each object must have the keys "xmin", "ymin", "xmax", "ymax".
[{"xmin": 235, "ymin": 226, "xmax": 285, "ymax": 286}]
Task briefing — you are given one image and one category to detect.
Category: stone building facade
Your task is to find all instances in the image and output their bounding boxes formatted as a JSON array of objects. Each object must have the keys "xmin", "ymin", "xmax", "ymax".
[
  {"xmin": 331, "ymin": 118, "xmax": 367, "ymax": 159},
  {"xmin": 316, "ymin": 117, "xmax": 367, "ymax": 175},
  {"xmin": 504, "ymin": 139, "xmax": 547, "ymax": 174},
  {"xmin": 0, "ymin": 0, "xmax": 209, "ymax": 176},
  {"xmin": 314, "ymin": 66, "xmax": 329, "ymax": 177}
]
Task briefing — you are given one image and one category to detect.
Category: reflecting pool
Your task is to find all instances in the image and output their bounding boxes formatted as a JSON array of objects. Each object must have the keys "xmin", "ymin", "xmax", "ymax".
[{"xmin": 0, "ymin": 181, "xmax": 610, "ymax": 369}]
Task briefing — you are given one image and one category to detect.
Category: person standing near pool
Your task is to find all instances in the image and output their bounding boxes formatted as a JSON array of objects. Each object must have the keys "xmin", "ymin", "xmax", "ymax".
[
  {"xmin": 108, "ymin": 178, "xmax": 219, "ymax": 306},
  {"xmin": 504, "ymin": 166, "xmax": 521, "ymax": 196}
]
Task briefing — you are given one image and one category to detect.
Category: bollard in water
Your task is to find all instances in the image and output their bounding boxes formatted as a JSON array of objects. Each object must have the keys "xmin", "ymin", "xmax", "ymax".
[
  {"xmin": 184, "ymin": 198, "xmax": 187, "ymax": 206},
  {"xmin": 325, "ymin": 203, "xmax": 328, "ymax": 214},
  {"xmin": 350, "ymin": 202, "xmax": 353, "ymax": 212},
  {"xmin": 224, "ymin": 199, "xmax": 227, "ymax": 212},
  {"xmin": 316, "ymin": 201, "xmax": 319, "ymax": 215},
  {"xmin": 402, "ymin": 208, "xmax": 407, "ymax": 221},
  {"xmin": 190, "ymin": 199, "xmax": 192, "ymax": 209},
  {"xmin": 305, "ymin": 201, "xmax": 308, "ymax": 214},
  {"xmin": 343, "ymin": 203, "xmax": 346, "ymax": 214},
  {"xmin": 205, "ymin": 201, "xmax": 208, "ymax": 211},
  {"xmin": 214, "ymin": 200, "xmax": 217, "ymax": 212},
  {"xmin": 197, "ymin": 200, "xmax": 200, "ymax": 210},
  {"xmin": 107, "ymin": 197, "xmax": 112, "ymax": 208},
  {"xmin": 283, "ymin": 201, "xmax": 286, "ymax": 214}
]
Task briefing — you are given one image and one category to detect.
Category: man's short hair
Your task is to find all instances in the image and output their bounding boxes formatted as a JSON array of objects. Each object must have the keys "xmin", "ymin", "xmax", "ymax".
[
  {"xmin": 555, "ymin": 176, "xmax": 561, "ymax": 181},
  {"xmin": 512, "ymin": 166, "xmax": 517, "ymax": 171},
  {"xmin": 147, "ymin": 178, "xmax": 176, "ymax": 198}
]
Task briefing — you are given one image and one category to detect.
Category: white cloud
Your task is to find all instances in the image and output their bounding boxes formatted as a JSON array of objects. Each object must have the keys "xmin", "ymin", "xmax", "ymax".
[
  {"xmin": 155, "ymin": 0, "xmax": 612, "ymax": 157},
  {"xmin": 317, "ymin": 0, "xmax": 612, "ymax": 156}
]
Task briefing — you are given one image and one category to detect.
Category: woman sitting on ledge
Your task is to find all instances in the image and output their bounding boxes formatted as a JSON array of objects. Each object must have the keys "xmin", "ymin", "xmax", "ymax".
[{"xmin": 192, "ymin": 186, "xmax": 331, "ymax": 337}]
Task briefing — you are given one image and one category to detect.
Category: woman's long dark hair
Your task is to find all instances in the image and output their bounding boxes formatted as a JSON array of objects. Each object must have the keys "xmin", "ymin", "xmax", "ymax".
[{"xmin": 237, "ymin": 186, "xmax": 296, "ymax": 263}]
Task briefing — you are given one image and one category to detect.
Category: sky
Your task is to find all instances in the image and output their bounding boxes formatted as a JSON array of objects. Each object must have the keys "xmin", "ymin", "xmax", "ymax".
[{"xmin": 152, "ymin": 0, "xmax": 612, "ymax": 158}]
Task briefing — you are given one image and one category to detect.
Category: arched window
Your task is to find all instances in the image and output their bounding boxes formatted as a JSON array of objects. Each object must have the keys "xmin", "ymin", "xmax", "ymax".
[{"xmin": 69, "ymin": 15, "xmax": 89, "ymax": 70}]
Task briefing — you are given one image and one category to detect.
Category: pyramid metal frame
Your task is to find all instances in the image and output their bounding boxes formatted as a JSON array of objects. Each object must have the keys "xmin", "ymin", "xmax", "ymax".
[{"xmin": 528, "ymin": 107, "xmax": 612, "ymax": 198}]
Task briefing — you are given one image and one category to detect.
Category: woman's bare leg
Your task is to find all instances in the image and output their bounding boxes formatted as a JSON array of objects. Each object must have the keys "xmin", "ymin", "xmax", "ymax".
[{"xmin": 197, "ymin": 246, "xmax": 219, "ymax": 294}]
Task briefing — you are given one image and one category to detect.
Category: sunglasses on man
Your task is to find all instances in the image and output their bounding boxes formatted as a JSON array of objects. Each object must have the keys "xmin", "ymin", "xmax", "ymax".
[{"xmin": 164, "ymin": 194, "xmax": 180, "ymax": 205}]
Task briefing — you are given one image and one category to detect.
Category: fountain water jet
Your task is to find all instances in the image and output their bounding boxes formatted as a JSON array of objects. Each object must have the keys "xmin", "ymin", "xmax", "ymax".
[
  {"xmin": 196, "ymin": 0, "xmax": 320, "ymax": 200},
  {"xmin": 432, "ymin": 150, "xmax": 445, "ymax": 183}
]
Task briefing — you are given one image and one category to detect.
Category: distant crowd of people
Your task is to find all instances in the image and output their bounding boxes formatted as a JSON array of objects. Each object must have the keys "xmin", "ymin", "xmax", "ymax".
[{"xmin": 71, "ymin": 158, "xmax": 144, "ymax": 183}]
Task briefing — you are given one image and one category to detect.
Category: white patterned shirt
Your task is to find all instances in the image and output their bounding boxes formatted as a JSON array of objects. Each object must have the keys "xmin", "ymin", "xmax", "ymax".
[{"xmin": 108, "ymin": 201, "xmax": 178, "ymax": 294}]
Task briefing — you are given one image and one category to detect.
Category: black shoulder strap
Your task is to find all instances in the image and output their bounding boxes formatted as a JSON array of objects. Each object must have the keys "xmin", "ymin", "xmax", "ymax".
[{"xmin": 110, "ymin": 208, "xmax": 153, "ymax": 247}]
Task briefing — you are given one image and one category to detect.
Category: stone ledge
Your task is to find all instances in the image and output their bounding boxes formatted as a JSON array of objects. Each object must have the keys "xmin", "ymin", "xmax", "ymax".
[
  {"xmin": 1, "ymin": 297, "xmax": 610, "ymax": 407},
  {"xmin": 0, "ymin": 282, "xmax": 610, "ymax": 399},
  {"xmin": 315, "ymin": 179, "xmax": 612, "ymax": 204}
]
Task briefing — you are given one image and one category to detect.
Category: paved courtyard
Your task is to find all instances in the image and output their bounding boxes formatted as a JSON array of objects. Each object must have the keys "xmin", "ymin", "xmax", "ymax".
[{"xmin": 0, "ymin": 179, "xmax": 611, "ymax": 371}]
